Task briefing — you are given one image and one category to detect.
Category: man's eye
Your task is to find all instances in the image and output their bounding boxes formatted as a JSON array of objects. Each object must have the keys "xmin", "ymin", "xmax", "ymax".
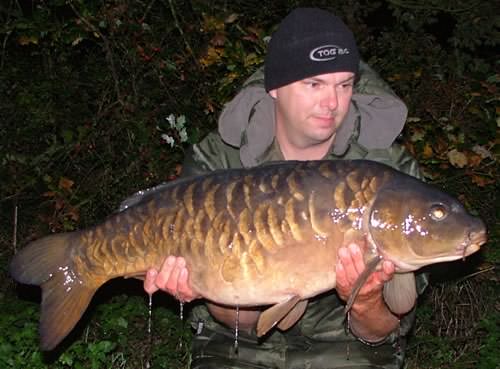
[{"xmin": 305, "ymin": 80, "xmax": 320, "ymax": 88}]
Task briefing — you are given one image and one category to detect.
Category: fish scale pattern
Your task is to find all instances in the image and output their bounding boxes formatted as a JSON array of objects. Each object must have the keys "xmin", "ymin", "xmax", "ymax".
[{"xmin": 81, "ymin": 161, "xmax": 390, "ymax": 282}]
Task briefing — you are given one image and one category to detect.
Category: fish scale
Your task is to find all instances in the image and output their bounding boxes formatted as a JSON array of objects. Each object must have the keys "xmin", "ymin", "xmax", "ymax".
[{"xmin": 9, "ymin": 159, "xmax": 487, "ymax": 350}]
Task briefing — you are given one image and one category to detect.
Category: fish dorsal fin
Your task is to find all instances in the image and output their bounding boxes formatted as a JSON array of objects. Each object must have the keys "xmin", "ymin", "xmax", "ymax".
[
  {"xmin": 277, "ymin": 299, "xmax": 308, "ymax": 331},
  {"xmin": 344, "ymin": 256, "xmax": 382, "ymax": 313},
  {"xmin": 383, "ymin": 272, "xmax": 417, "ymax": 315},
  {"xmin": 256, "ymin": 295, "xmax": 301, "ymax": 337}
]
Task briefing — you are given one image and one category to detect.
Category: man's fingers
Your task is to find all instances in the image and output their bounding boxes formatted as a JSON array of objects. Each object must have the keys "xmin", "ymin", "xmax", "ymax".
[
  {"xmin": 339, "ymin": 243, "xmax": 366, "ymax": 285},
  {"xmin": 142, "ymin": 256, "xmax": 197, "ymax": 301},
  {"xmin": 348, "ymin": 243, "xmax": 365, "ymax": 275},
  {"xmin": 153, "ymin": 256, "xmax": 173, "ymax": 288},
  {"xmin": 383, "ymin": 260, "xmax": 395, "ymax": 274},
  {"xmin": 338, "ymin": 246, "xmax": 357, "ymax": 285},
  {"xmin": 162, "ymin": 257, "xmax": 183, "ymax": 293},
  {"xmin": 144, "ymin": 269, "xmax": 159, "ymax": 295},
  {"xmin": 379, "ymin": 260, "xmax": 396, "ymax": 282},
  {"xmin": 178, "ymin": 268, "xmax": 195, "ymax": 302}
]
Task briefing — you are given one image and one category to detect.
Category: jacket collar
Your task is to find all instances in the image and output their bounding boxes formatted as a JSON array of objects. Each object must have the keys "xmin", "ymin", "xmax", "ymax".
[{"xmin": 218, "ymin": 84, "xmax": 406, "ymax": 167}]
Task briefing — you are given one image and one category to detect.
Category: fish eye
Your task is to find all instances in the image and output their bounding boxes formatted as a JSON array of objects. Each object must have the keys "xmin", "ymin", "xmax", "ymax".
[{"xmin": 430, "ymin": 204, "xmax": 448, "ymax": 221}]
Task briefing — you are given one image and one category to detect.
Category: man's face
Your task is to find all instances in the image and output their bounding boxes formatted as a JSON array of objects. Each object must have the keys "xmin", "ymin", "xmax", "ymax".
[{"xmin": 269, "ymin": 71, "xmax": 355, "ymax": 149}]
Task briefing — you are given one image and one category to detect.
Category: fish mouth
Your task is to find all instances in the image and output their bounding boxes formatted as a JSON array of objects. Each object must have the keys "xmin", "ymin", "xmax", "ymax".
[
  {"xmin": 430, "ymin": 229, "xmax": 487, "ymax": 263},
  {"xmin": 459, "ymin": 229, "xmax": 487, "ymax": 259},
  {"xmin": 386, "ymin": 229, "xmax": 487, "ymax": 272}
]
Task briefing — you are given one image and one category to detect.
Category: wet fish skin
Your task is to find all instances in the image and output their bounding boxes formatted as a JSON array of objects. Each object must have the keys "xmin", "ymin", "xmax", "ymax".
[{"xmin": 9, "ymin": 160, "xmax": 487, "ymax": 350}]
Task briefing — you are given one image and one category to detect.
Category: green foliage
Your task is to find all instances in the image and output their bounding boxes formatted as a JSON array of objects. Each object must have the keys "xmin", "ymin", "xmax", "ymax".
[
  {"xmin": 476, "ymin": 314, "xmax": 500, "ymax": 369},
  {"xmin": 0, "ymin": 300, "xmax": 44, "ymax": 368},
  {"xmin": 0, "ymin": 0, "xmax": 498, "ymax": 368},
  {"xmin": 0, "ymin": 289, "xmax": 190, "ymax": 368},
  {"xmin": 58, "ymin": 341, "xmax": 118, "ymax": 369}
]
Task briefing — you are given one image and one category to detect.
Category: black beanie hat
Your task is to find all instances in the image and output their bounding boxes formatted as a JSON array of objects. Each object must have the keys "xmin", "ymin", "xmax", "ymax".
[{"xmin": 264, "ymin": 8, "xmax": 360, "ymax": 92}]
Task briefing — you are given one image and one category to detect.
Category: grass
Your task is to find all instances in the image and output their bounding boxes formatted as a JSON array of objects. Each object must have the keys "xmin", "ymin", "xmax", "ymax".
[{"xmin": 0, "ymin": 278, "xmax": 191, "ymax": 369}]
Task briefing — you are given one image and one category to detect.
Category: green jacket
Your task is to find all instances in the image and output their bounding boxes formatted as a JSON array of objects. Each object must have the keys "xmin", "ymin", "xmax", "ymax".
[{"xmin": 182, "ymin": 62, "xmax": 428, "ymax": 354}]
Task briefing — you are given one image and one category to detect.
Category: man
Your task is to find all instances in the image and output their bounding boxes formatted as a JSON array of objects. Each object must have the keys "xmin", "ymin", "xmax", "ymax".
[{"xmin": 143, "ymin": 8, "xmax": 427, "ymax": 369}]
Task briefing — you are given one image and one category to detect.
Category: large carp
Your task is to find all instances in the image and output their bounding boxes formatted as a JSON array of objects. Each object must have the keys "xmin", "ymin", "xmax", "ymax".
[{"xmin": 10, "ymin": 160, "xmax": 486, "ymax": 350}]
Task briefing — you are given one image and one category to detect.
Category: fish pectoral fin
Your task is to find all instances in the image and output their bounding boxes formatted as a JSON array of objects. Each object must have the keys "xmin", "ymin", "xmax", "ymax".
[
  {"xmin": 344, "ymin": 256, "xmax": 382, "ymax": 313},
  {"xmin": 256, "ymin": 295, "xmax": 301, "ymax": 337},
  {"xmin": 383, "ymin": 272, "xmax": 417, "ymax": 315},
  {"xmin": 277, "ymin": 299, "xmax": 308, "ymax": 331}
]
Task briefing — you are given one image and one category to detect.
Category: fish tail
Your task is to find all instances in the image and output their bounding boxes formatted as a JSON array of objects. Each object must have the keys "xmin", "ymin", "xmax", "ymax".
[{"xmin": 10, "ymin": 233, "xmax": 100, "ymax": 350}]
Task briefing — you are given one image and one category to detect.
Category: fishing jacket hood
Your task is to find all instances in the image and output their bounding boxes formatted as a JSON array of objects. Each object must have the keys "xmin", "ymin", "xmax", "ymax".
[{"xmin": 218, "ymin": 61, "xmax": 408, "ymax": 167}]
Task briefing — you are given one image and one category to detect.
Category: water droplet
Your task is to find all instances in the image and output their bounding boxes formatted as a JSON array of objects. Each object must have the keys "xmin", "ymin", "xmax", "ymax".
[
  {"xmin": 148, "ymin": 293, "xmax": 153, "ymax": 334},
  {"xmin": 234, "ymin": 305, "xmax": 239, "ymax": 354},
  {"xmin": 146, "ymin": 293, "xmax": 153, "ymax": 368},
  {"xmin": 179, "ymin": 301, "xmax": 185, "ymax": 349}
]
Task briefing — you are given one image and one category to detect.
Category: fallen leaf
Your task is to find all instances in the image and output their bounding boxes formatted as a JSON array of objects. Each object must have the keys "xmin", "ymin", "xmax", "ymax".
[
  {"xmin": 467, "ymin": 153, "xmax": 483, "ymax": 167},
  {"xmin": 471, "ymin": 175, "xmax": 495, "ymax": 187},
  {"xmin": 409, "ymin": 129, "xmax": 424, "ymax": 142},
  {"xmin": 18, "ymin": 35, "xmax": 38, "ymax": 45},
  {"xmin": 211, "ymin": 32, "xmax": 226, "ymax": 46},
  {"xmin": 55, "ymin": 197, "xmax": 65, "ymax": 210},
  {"xmin": 71, "ymin": 36, "xmax": 83, "ymax": 46},
  {"xmin": 67, "ymin": 206, "xmax": 80, "ymax": 222},
  {"xmin": 472, "ymin": 145, "xmax": 493, "ymax": 159},
  {"xmin": 422, "ymin": 143, "xmax": 434, "ymax": 158},
  {"xmin": 447, "ymin": 149, "xmax": 468, "ymax": 168},
  {"xmin": 435, "ymin": 137, "xmax": 449, "ymax": 156},
  {"xmin": 59, "ymin": 177, "xmax": 75, "ymax": 190},
  {"xmin": 388, "ymin": 74, "xmax": 401, "ymax": 81},
  {"xmin": 225, "ymin": 13, "xmax": 239, "ymax": 23}
]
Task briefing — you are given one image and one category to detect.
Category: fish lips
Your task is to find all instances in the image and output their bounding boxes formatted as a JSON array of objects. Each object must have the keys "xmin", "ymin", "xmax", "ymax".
[
  {"xmin": 374, "ymin": 226, "xmax": 487, "ymax": 272},
  {"xmin": 460, "ymin": 226, "xmax": 487, "ymax": 258}
]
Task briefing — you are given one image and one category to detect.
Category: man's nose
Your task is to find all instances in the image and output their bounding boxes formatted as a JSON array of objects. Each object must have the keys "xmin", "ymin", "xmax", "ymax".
[{"xmin": 320, "ymin": 87, "xmax": 338, "ymax": 110}]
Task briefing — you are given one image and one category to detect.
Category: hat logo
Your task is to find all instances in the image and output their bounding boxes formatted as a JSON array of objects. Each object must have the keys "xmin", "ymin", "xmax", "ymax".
[{"xmin": 310, "ymin": 45, "xmax": 350, "ymax": 61}]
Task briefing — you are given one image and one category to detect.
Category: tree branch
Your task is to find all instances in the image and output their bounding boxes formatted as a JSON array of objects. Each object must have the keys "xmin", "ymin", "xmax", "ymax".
[{"xmin": 166, "ymin": 0, "xmax": 200, "ymax": 68}]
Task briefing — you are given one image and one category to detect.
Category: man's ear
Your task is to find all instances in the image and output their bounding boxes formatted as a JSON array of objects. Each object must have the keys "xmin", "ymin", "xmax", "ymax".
[{"xmin": 269, "ymin": 89, "xmax": 277, "ymax": 99}]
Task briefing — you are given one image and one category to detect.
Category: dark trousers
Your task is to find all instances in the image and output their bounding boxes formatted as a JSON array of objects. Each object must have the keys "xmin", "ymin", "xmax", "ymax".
[{"xmin": 190, "ymin": 321, "xmax": 405, "ymax": 369}]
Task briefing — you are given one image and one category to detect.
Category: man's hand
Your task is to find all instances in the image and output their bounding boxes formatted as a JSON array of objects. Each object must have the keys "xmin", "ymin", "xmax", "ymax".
[
  {"xmin": 143, "ymin": 256, "xmax": 199, "ymax": 302},
  {"xmin": 335, "ymin": 243, "xmax": 395, "ymax": 305},
  {"xmin": 335, "ymin": 242, "xmax": 400, "ymax": 343}
]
